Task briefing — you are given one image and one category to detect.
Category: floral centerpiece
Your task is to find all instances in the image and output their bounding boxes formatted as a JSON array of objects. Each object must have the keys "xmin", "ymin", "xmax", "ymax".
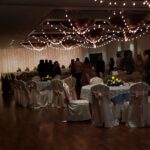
[{"xmin": 104, "ymin": 76, "xmax": 124, "ymax": 86}]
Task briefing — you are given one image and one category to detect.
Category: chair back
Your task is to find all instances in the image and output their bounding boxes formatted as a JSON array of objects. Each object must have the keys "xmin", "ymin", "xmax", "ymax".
[
  {"xmin": 91, "ymin": 84, "xmax": 110, "ymax": 104},
  {"xmin": 90, "ymin": 77, "xmax": 103, "ymax": 85},
  {"xmin": 51, "ymin": 79, "xmax": 64, "ymax": 92},
  {"xmin": 91, "ymin": 84, "xmax": 114, "ymax": 127},
  {"xmin": 130, "ymin": 82, "xmax": 149, "ymax": 104},
  {"xmin": 26, "ymin": 80, "xmax": 40, "ymax": 106},
  {"xmin": 64, "ymin": 76, "xmax": 77, "ymax": 100},
  {"xmin": 13, "ymin": 79, "xmax": 20, "ymax": 103},
  {"xmin": 129, "ymin": 82, "xmax": 150, "ymax": 127},
  {"xmin": 51, "ymin": 79, "xmax": 65, "ymax": 107},
  {"xmin": 17, "ymin": 80, "xmax": 29, "ymax": 107}
]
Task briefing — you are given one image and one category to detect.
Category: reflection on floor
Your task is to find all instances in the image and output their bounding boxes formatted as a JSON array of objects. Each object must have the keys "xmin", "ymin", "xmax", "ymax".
[{"xmin": 0, "ymin": 90, "xmax": 150, "ymax": 150}]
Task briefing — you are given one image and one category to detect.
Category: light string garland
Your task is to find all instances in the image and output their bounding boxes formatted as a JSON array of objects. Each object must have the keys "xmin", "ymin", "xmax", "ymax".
[
  {"xmin": 21, "ymin": 8, "xmax": 150, "ymax": 51},
  {"xmin": 93, "ymin": 0, "xmax": 150, "ymax": 8}
]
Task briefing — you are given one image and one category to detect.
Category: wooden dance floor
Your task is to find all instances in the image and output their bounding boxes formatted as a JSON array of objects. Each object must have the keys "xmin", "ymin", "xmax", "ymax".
[{"xmin": 0, "ymin": 84, "xmax": 150, "ymax": 150}]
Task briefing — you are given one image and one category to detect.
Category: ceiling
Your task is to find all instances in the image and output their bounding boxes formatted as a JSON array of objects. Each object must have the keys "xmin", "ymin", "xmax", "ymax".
[{"xmin": 0, "ymin": 0, "xmax": 149, "ymax": 49}]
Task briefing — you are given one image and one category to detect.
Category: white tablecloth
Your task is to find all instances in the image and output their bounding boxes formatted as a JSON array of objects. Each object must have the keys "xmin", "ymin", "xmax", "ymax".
[
  {"xmin": 36, "ymin": 81, "xmax": 52, "ymax": 91},
  {"xmin": 80, "ymin": 83, "xmax": 132, "ymax": 103},
  {"xmin": 36, "ymin": 81, "xmax": 53, "ymax": 106}
]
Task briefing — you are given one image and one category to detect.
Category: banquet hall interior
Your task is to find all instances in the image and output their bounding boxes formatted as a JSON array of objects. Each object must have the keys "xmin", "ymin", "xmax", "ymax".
[{"xmin": 0, "ymin": 0, "xmax": 150, "ymax": 150}]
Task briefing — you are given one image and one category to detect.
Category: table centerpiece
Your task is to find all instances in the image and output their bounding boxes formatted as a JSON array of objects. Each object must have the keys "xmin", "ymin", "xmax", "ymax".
[{"xmin": 104, "ymin": 75, "xmax": 124, "ymax": 86}]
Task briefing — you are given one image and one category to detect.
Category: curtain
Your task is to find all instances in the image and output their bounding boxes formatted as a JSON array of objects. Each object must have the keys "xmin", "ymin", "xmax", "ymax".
[{"xmin": 0, "ymin": 47, "xmax": 86, "ymax": 73}]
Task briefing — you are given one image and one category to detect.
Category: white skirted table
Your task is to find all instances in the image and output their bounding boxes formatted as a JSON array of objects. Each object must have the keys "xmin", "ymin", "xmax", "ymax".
[
  {"xmin": 80, "ymin": 83, "xmax": 134, "ymax": 123},
  {"xmin": 80, "ymin": 83, "xmax": 133, "ymax": 104}
]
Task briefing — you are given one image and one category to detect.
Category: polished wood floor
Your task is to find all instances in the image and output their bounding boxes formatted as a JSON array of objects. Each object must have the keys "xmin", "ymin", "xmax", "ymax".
[{"xmin": 0, "ymin": 84, "xmax": 150, "ymax": 150}]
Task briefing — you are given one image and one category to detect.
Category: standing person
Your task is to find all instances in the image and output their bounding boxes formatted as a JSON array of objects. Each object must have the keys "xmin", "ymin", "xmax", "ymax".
[
  {"xmin": 52, "ymin": 61, "xmax": 61, "ymax": 78},
  {"xmin": 44, "ymin": 59, "xmax": 49, "ymax": 77},
  {"xmin": 69, "ymin": 59, "xmax": 75, "ymax": 77},
  {"xmin": 122, "ymin": 52, "xmax": 135, "ymax": 74},
  {"xmin": 95, "ymin": 55, "xmax": 105, "ymax": 78},
  {"xmin": 109, "ymin": 57, "xmax": 115, "ymax": 73},
  {"xmin": 81, "ymin": 57, "xmax": 92, "ymax": 86},
  {"xmin": 135, "ymin": 54, "xmax": 144, "ymax": 73},
  {"xmin": 48, "ymin": 60, "xmax": 53, "ymax": 77},
  {"xmin": 143, "ymin": 52, "xmax": 150, "ymax": 85},
  {"xmin": 37, "ymin": 60, "xmax": 45, "ymax": 78},
  {"xmin": 116, "ymin": 53, "xmax": 122, "ymax": 70},
  {"xmin": 74, "ymin": 58, "xmax": 83, "ymax": 89}
]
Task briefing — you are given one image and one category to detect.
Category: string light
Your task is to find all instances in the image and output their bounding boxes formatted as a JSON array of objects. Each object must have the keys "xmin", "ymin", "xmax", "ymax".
[
  {"xmin": 93, "ymin": 0, "xmax": 150, "ymax": 8},
  {"xmin": 22, "ymin": 8, "xmax": 150, "ymax": 51}
]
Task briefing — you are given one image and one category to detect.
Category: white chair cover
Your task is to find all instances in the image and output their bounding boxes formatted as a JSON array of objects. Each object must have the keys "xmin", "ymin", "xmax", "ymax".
[
  {"xmin": 63, "ymin": 83, "xmax": 91, "ymax": 121},
  {"xmin": 27, "ymin": 81, "xmax": 49, "ymax": 109},
  {"xmin": 64, "ymin": 76, "xmax": 77, "ymax": 100},
  {"xmin": 127, "ymin": 82, "xmax": 150, "ymax": 127},
  {"xmin": 51, "ymin": 79, "xmax": 65, "ymax": 108},
  {"xmin": 13, "ymin": 79, "xmax": 20, "ymax": 105},
  {"xmin": 16, "ymin": 80, "xmax": 29, "ymax": 107},
  {"xmin": 91, "ymin": 84, "xmax": 116, "ymax": 127},
  {"xmin": 113, "ymin": 101, "xmax": 129, "ymax": 124},
  {"xmin": 90, "ymin": 77, "xmax": 103, "ymax": 85}
]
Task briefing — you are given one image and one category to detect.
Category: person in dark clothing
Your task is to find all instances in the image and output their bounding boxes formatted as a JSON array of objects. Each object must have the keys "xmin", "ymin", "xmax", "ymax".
[
  {"xmin": 69, "ymin": 59, "xmax": 75, "ymax": 77},
  {"xmin": 74, "ymin": 58, "xmax": 83, "ymax": 88},
  {"xmin": 95, "ymin": 55, "xmax": 105, "ymax": 78},
  {"xmin": 122, "ymin": 52, "xmax": 135, "ymax": 74},
  {"xmin": 44, "ymin": 59, "xmax": 49, "ymax": 77},
  {"xmin": 143, "ymin": 53, "xmax": 150, "ymax": 85},
  {"xmin": 52, "ymin": 61, "xmax": 61, "ymax": 78},
  {"xmin": 37, "ymin": 60, "xmax": 45, "ymax": 78},
  {"xmin": 81, "ymin": 57, "xmax": 92, "ymax": 86},
  {"xmin": 2, "ymin": 75, "xmax": 11, "ymax": 94},
  {"xmin": 109, "ymin": 57, "xmax": 115, "ymax": 73},
  {"xmin": 116, "ymin": 53, "xmax": 122, "ymax": 70},
  {"xmin": 48, "ymin": 60, "xmax": 53, "ymax": 77}
]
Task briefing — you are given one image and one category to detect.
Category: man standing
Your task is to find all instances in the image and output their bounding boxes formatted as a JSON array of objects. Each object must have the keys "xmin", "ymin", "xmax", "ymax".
[{"xmin": 95, "ymin": 55, "xmax": 105, "ymax": 78}]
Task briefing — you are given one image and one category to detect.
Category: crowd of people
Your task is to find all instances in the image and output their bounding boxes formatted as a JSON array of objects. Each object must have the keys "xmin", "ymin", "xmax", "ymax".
[
  {"xmin": 37, "ymin": 50, "xmax": 150, "ymax": 87},
  {"xmin": 114, "ymin": 50, "xmax": 150, "ymax": 85},
  {"xmin": 37, "ymin": 59, "xmax": 61, "ymax": 78},
  {"xmin": 1, "ymin": 50, "xmax": 150, "ymax": 96}
]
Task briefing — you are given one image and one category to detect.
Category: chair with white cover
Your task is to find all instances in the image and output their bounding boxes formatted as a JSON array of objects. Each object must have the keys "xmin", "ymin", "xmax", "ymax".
[
  {"xmin": 16, "ymin": 80, "xmax": 29, "ymax": 107},
  {"xmin": 27, "ymin": 81, "xmax": 49, "ymax": 109},
  {"xmin": 91, "ymin": 84, "xmax": 115, "ymax": 127},
  {"xmin": 63, "ymin": 83, "xmax": 91, "ymax": 121},
  {"xmin": 51, "ymin": 79, "xmax": 65, "ymax": 108},
  {"xmin": 90, "ymin": 77, "xmax": 103, "ymax": 85},
  {"xmin": 127, "ymin": 82, "xmax": 150, "ymax": 127},
  {"xmin": 13, "ymin": 79, "xmax": 20, "ymax": 105},
  {"xmin": 64, "ymin": 76, "xmax": 77, "ymax": 100}
]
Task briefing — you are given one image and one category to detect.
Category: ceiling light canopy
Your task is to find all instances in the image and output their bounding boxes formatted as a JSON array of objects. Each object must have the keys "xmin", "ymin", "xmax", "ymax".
[{"xmin": 21, "ymin": 7, "xmax": 150, "ymax": 51}]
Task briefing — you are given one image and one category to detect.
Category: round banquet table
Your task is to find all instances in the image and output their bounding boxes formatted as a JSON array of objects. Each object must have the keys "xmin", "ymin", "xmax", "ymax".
[{"xmin": 80, "ymin": 83, "xmax": 133, "ymax": 104}]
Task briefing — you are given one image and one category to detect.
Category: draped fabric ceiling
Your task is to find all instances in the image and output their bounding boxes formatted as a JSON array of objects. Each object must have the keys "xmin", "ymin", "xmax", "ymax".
[
  {"xmin": 0, "ymin": 0, "xmax": 150, "ymax": 73},
  {"xmin": 21, "ymin": 1, "xmax": 150, "ymax": 51}
]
